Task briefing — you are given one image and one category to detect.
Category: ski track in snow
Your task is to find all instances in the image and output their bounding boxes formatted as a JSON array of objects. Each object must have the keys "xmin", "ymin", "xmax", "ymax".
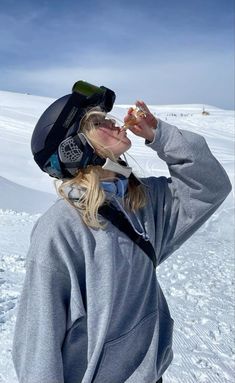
[
  {"xmin": 161, "ymin": 200, "xmax": 235, "ymax": 383},
  {"xmin": 0, "ymin": 211, "xmax": 39, "ymax": 382}
]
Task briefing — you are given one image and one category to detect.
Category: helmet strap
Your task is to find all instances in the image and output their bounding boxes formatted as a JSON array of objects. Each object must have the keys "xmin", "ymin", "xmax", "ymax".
[{"xmin": 102, "ymin": 158, "xmax": 132, "ymax": 178}]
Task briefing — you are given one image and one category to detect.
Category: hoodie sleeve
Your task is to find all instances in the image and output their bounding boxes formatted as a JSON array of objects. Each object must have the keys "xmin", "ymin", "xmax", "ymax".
[
  {"xmin": 12, "ymin": 216, "xmax": 86, "ymax": 383},
  {"xmin": 145, "ymin": 119, "xmax": 232, "ymax": 266}
]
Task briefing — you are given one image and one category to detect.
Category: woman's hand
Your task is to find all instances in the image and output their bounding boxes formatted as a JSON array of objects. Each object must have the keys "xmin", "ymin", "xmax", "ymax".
[{"xmin": 123, "ymin": 101, "xmax": 158, "ymax": 142}]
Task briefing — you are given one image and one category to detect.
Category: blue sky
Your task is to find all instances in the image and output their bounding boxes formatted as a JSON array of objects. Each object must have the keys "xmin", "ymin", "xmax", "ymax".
[{"xmin": 0, "ymin": 0, "xmax": 234, "ymax": 109}]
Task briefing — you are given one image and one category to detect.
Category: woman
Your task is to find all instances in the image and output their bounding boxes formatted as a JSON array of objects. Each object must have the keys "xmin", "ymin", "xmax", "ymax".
[{"xmin": 12, "ymin": 81, "xmax": 231, "ymax": 383}]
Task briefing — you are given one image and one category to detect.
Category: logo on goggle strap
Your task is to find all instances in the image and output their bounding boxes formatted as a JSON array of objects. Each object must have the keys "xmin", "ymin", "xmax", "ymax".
[{"xmin": 59, "ymin": 137, "xmax": 83, "ymax": 163}]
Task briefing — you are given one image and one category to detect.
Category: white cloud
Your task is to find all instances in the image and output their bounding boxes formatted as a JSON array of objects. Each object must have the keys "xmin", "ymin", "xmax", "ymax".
[{"xmin": 1, "ymin": 48, "xmax": 234, "ymax": 109}]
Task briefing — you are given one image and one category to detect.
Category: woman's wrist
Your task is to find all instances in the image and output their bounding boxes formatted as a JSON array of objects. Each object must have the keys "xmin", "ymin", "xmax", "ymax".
[{"xmin": 145, "ymin": 128, "xmax": 155, "ymax": 142}]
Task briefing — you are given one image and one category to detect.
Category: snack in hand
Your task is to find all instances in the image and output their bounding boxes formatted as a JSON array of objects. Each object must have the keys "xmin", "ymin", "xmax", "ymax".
[{"xmin": 123, "ymin": 106, "xmax": 146, "ymax": 129}]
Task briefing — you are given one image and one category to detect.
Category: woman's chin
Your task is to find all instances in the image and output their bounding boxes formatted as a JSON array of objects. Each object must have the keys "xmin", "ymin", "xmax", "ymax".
[{"xmin": 123, "ymin": 138, "xmax": 132, "ymax": 151}]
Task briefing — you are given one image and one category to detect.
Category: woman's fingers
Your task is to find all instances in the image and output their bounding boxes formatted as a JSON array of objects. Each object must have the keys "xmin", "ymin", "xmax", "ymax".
[
  {"xmin": 136, "ymin": 100, "xmax": 150, "ymax": 113},
  {"xmin": 135, "ymin": 100, "xmax": 158, "ymax": 128},
  {"xmin": 128, "ymin": 124, "xmax": 143, "ymax": 135}
]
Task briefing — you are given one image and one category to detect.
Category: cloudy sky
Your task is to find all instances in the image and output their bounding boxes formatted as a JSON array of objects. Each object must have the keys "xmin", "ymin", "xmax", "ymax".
[{"xmin": 0, "ymin": 0, "xmax": 234, "ymax": 109}]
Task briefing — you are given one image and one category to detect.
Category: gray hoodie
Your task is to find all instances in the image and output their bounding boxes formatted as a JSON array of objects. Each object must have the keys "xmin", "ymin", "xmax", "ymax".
[{"xmin": 12, "ymin": 119, "xmax": 232, "ymax": 383}]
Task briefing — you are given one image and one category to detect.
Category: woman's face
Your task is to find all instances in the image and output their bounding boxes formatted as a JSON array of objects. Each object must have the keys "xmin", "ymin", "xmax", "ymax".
[{"xmin": 89, "ymin": 115, "xmax": 132, "ymax": 158}]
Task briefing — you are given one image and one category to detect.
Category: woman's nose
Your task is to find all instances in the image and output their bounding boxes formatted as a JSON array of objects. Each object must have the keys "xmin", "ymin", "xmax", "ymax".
[{"xmin": 106, "ymin": 119, "xmax": 116, "ymax": 129}]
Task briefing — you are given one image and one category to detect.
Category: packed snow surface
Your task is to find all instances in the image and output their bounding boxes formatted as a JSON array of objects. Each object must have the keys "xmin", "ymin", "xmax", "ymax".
[{"xmin": 0, "ymin": 90, "xmax": 234, "ymax": 382}]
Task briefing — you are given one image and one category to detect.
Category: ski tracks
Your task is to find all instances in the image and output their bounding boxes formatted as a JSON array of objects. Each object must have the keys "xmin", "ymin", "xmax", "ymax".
[
  {"xmin": 158, "ymin": 202, "xmax": 234, "ymax": 383},
  {"xmin": 0, "ymin": 210, "xmax": 38, "ymax": 382}
]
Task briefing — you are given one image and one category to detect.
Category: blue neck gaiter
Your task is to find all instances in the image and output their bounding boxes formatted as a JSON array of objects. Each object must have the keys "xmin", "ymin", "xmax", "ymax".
[{"xmin": 101, "ymin": 177, "xmax": 129, "ymax": 198}]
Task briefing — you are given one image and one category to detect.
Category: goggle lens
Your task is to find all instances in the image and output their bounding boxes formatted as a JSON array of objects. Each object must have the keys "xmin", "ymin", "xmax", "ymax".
[{"xmin": 72, "ymin": 80, "xmax": 105, "ymax": 97}]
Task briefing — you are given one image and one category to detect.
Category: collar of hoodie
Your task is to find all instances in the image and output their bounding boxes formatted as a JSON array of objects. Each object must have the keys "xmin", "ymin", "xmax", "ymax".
[{"xmin": 61, "ymin": 180, "xmax": 149, "ymax": 240}]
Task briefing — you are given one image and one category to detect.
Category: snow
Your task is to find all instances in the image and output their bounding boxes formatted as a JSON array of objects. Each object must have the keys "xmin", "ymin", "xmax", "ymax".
[{"xmin": 0, "ymin": 90, "xmax": 234, "ymax": 382}]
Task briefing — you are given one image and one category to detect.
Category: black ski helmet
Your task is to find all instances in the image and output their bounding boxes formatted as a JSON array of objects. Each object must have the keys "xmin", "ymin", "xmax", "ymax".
[{"xmin": 31, "ymin": 81, "xmax": 116, "ymax": 179}]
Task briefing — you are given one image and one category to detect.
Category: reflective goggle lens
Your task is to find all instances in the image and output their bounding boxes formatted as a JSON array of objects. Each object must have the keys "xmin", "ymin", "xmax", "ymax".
[{"xmin": 72, "ymin": 80, "xmax": 105, "ymax": 97}]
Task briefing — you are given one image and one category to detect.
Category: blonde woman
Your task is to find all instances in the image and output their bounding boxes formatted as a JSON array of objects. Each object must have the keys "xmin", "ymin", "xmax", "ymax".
[{"xmin": 12, "ymin": 81, "xmax": 231, "ymax": 383}]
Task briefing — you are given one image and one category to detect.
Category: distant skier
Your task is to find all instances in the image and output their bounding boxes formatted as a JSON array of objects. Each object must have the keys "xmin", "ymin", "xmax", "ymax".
[{"xmin": 12, "ymin": 81, "xmax": 231, "ymax": 383}]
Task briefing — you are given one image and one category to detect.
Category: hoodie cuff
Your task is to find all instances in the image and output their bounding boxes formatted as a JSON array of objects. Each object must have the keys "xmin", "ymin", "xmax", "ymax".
[
  {"xmin": 145, "ymin": 118, "xmax": 181, "ymax": 156},
  {"xmin": 145, "ymin": 118, "xmax": 166, "ymax": 147},
  {"xmin": 145, "ymin": 119, "xmax": 160, "ymax": 146}
]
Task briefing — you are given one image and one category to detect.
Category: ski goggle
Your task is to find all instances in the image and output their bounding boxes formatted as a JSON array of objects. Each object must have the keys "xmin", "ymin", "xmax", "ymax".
[{"xmin": 72, "ymin": 80, "xmax": 115, "ymax": 113}]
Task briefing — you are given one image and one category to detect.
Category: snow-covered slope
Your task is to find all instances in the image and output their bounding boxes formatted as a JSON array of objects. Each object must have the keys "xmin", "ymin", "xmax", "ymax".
[
  {"xmin": 0, "ymin": 91, "xmax": 234, "ymax": 383},
  {"xmin": 0, "ymin": 90, "xmax": 55, "ymax": 196},
  {"xmin": 0, "ymin": 176, "xmax": 56, "ymax": 214}
]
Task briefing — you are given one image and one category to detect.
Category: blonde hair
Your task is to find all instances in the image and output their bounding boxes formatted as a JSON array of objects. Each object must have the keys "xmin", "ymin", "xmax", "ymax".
[{"xmin": 56, "ymin": 106, "xmax": 147, "ymax": 229}]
